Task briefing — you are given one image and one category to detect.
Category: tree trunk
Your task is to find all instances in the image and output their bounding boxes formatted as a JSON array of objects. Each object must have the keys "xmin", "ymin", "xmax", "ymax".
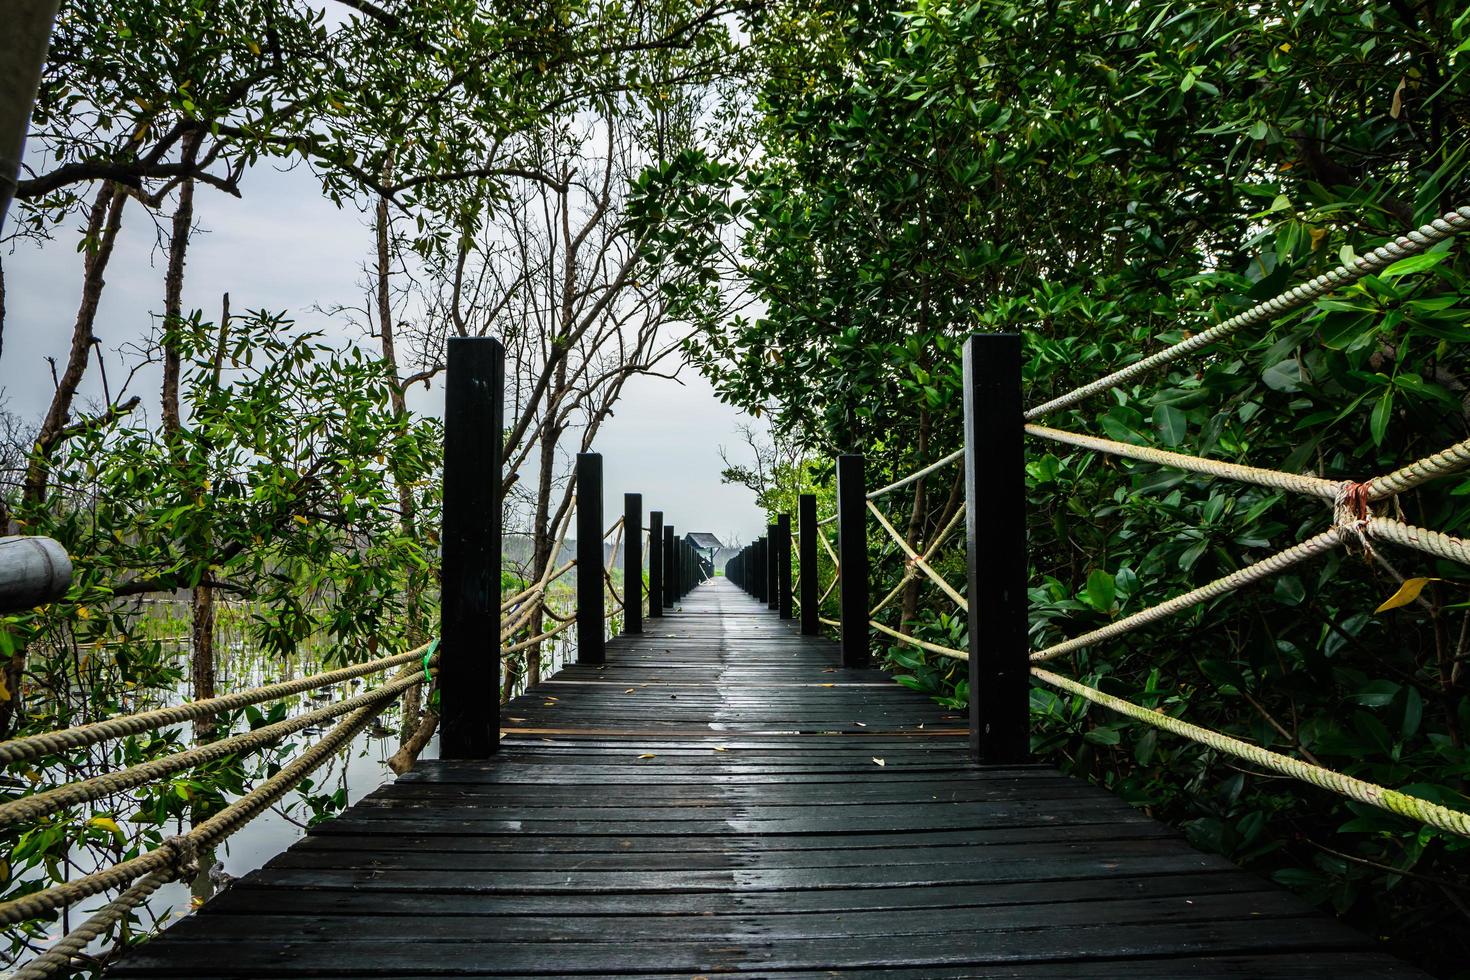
[
  {"xmin": 4, "ymin": 181, "xmax": 124, "ymax": 736},
  {"xmin": 374, "ymin": 189, "xmax": 425, "ymax": 735},
  {"xmin": 0, "ymin": 0, "xmax": 60, "ymax": 237},
  {"xmin": 191, "ymin": 295, "xmax": 230, "ymax": 740},
  {"xmin": 898, "ymin": 407, "xmax": 931, "ymax": 631},
  {"xmin": 161, "ymin": 132, "xmax": 203, "ymax": 438},
  {"xmin": 23, "ymin": 181, "xmax": 126, "ymax": 509}
]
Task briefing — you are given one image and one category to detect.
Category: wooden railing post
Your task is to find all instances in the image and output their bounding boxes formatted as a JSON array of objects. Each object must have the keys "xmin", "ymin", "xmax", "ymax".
[
  {"xmin": 754, "ymin": 536, "xmax": 766, "ymax": 604},
  {"xmin": 798, "ymin": 495, "xmax": 819, "ymax": 635},
  {"xmin": 765, "ymin": 522, "xmax": 779, "ymax": 611},
  {"xmin": 439, "ymin": 336, "xmax": 503, "ymax": 759},
  {"xmin": 624, "ymin": 493, "xmax": 642, "ymax": 635},
  {"xmin": 648, "ymin": 510, "xmax": 664, "ymax": 618},
  {"xmin": 777, "ymin": 513, "xmax": 792, "ymax": 620},
  {"xmin": 663, "ymin": 525, "xmax": 676, "ymax": 608},
  {"xmin": 963, "ymin": 333, "xmax": 1029, "ymax": 764},
  {"xmin": 576, "ymin": 453, "xmax": 604, "ymax": 665},
  {"xmin": 837, "ymin": 454, "xmax": 869, "ymax": 668}
]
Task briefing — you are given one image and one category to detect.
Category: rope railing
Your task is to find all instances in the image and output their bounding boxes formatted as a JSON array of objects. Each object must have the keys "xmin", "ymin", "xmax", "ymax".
[
  {"xmin": 0, "ymin": 661, "xmax": 421, "ymax": 930},
  {"xmin": 0, "ymin": 646, "xmax": 431, "ymax": 767},
  {"xmin": 1025, "ymin": 204, "xmax": 1470, "ymax": 420},
  {"xmin": 777, "ymin": 205, "xmax": 1470, "ymax": 839}
]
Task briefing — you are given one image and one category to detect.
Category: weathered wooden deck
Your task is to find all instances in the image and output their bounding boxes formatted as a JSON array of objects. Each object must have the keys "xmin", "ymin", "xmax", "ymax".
[{"xmin": 111, "ymin": 578, "xmax": 1422, "ymax": 978}]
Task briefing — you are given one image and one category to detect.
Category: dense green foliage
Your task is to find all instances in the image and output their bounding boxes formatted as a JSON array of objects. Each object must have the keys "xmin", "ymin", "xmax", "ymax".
[{"xmin": 656, "ymin": 1, "xmax": 1470, "ymax": 972}]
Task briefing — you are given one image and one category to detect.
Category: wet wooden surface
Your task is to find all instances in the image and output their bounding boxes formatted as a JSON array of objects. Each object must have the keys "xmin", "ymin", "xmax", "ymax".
[{"xmin": 110, "ymin": 578, "xmax": 1422, "ymax": 977}]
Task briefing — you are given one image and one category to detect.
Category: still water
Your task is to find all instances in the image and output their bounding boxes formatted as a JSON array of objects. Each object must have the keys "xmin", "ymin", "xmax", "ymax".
[{"xmin": 3, "ymin": 601, "xmax": 581, "ymax": 976}]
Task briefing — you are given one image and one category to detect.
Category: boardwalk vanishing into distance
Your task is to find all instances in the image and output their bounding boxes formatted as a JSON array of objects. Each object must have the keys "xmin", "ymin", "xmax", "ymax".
[{"xmin": 109, "ymin": 579, "xmax": 1423, "ymax": 978}]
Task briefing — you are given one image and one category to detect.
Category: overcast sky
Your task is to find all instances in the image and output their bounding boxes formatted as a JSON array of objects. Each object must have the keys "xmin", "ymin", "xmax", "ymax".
[{"xmin": 2, "ymin": 161, "xmax": 767, "ymax": 548}]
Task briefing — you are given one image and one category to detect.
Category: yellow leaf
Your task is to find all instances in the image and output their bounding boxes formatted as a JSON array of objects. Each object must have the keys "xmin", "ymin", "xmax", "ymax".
[
  {"xmin": 293, "ymin": 514, "xmax": 309, "ymax": 525},
  {"xmin": 1277, "ymin": 42, "xmax": 1291, "ymax": 53},
  {"xmin": 0, "ymin": 674, "xmax": 9, "ymax": 703},
  {"xmin": 247, "ymin": 40, "xmax": 261, "ymax": 55},
  {"xmin": 86, "ymin": 817, "xmax": 121, "ymax": 835},
  {"xmin": 637, "ymin": 753, "xmax": 656, "ymax": 759},
  {"xmin": 76, "ymin": 606, "xmax": 90, "ymax": 620},
  {"xmin": 1309, "ymin": 226, "xmax": 1327, "ymax": 250},
  {"xmin": 1375, "ymin": 577, "xmax": 1437, "ymax": 613},
  {"xmin": 712, "ymin": 746, "xmax": 727, "ymax": 752}
]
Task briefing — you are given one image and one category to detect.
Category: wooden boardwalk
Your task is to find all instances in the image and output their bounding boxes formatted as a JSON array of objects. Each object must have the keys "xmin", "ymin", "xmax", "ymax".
[{"xmin": 111, "ymin": 578, "xmax": 1422, "ymax": 978}]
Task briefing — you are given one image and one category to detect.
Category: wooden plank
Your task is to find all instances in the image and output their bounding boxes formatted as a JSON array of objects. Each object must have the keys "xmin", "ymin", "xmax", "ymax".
[{"xmin": 105, "ymin": 578, "xmax": 1423, "ymax": 979}]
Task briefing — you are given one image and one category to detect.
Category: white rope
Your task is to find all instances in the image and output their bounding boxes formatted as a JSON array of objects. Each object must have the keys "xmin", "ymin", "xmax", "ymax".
[
  {"xmin": 1026, "ymin": 206, "xmax": 1470, "ymax": 420},
  {"xmin": 866, "ymin": 449, "xmax": 963, "ymax": 500},
  {"xmin": 1031, "ymin": 529, "xmax": 1343, "ymax": 662}
]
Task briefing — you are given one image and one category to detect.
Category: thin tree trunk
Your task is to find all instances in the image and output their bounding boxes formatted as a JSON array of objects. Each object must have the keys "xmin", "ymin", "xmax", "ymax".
[
  {"xmin": 4, "ymin": 181, "xmax": 125, "ymax": 736},
  {"xmin": 0, "ymin": 0, "xmax": 61, "ymax": 237},
  {"xmin": 161, "ymin": 132, "xmax": 203, "ymax": 437},
  {"xmin": 374, "ymin": 188, "xmax": 424, "ymax": 734},
  {"xmin": 23, "ymin": 181, "xmax": 127, "ymax": 509},
  {"xmin": 191, "ymin": 295, "xmax": 230, "ymax": 740},
  {"xmin": 898, "ymin": 406, "xmax": 932, "ymax": 631}
]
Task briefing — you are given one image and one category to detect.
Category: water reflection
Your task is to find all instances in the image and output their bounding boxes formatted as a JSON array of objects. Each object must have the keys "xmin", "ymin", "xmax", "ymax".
[{"xmin": 2, "ymin": 599, "xmax": 584, "ymax": 975}]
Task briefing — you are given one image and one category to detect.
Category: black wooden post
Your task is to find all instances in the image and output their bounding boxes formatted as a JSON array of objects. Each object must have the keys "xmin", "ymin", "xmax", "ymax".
[
  {"xmin": 439, "ymin": 336, "xmax": 503, "ymax": 759},
  {"xmin": 663, "ymin": 525, "xmax": 676, "ymax": 608},
  {"xmin": 799, "ymin": 494, "xmax": 819, "ymax": 635},
  {"xmin": 963, "ymin": 333, "xmax": 1030, "ymax": 764},
  {"xmin": 624, "ymin": 493, "xmax": 642, "ymax": 634},
  {"xmin": 671, "ymin": 530, "xmax": 682, "ymax": 602},
  {"xmin": 765, "ymin": 522, "xmax": 779, "ymax": 610},
  {"xmin": 648, "ymin": 510, "xmax": 663, "ymax": 618},
  {"xmin": 576, "ymin": 453, "xmax": 604, "ymax": 665},
  {"xmin": 837, "ymin": 454, "xmax": 869, "ymax": 668},
  {"xmin": 754, "ymin": 537, "xmax": 766, "ymax": 604},
  {"xmin": 777, "ymin": 513, "xmax": 793, "ymax": 620}
]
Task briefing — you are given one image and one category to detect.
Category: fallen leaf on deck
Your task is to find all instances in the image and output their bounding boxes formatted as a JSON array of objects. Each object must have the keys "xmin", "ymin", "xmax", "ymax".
[
  {"xmin": 854, "ymin": 722, "xmax": 866, "ymax": 727},
  {"xmin": 638, "ymin": 753, "xmax": 657, "ymax": 759},
  {"xmin": 872, "ymin": 758, "xmax": 886, "ymax": 766}
]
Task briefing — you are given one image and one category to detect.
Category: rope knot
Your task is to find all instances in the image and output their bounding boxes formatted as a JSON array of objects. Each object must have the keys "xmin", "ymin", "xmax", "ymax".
[
  {"xmin": 1334, "ymin": 481, "xmax": 1374, "ymax": 553},
  {"xmin": 162, "ymin": 834, "xmax": 200, "ymax": 881}
]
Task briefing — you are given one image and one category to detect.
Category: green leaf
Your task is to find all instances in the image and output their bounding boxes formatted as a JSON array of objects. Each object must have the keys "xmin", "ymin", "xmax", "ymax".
[
  {"xmin": 1379, "ymin": 252, "xmax": 1449, "ymax": 278},
  {"xmin": 1082, "ymin": 568, "xmax": 1116, "ymax": 614},
  {"xmin": 1369, "ymin": 389, "xmax": 1394, "ymax": 446},
  {"xmin": 1152, "ymin": 404, "xmax": 1187, "ymax": 446}
]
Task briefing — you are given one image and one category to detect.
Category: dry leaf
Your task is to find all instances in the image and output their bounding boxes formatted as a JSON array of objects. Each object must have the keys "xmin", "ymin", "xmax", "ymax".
[
  {"xmin": 1390, "ymin": 77, "xmax": 1407, "ymax": 119},
  {"xmin": 624, "ymin": 688, "xmax": 636, "ymax": 694},
  {"xmin": 872, "ymin": 757, "xmax": 886, "ymax": 767},
  {"xmin": 713, "ymin": 746, "xmax": 727, "ymax": 752},
  {"xmin": 818, "ymin": 683, "xmax": 836, "ymax": 688},
  {"xmin": 1375, "ymin": 577, "xmax": 1437, "ymax": 614},
  {"xmin": 638, "ymin": 753, "xmax": 656, "ymax": 759},
  {"xmin": 854, "ymin": 722, "xmax": 867, "ymax": 727}
]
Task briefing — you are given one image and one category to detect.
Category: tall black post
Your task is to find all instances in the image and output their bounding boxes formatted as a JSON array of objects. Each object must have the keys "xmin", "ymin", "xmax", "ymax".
[
  {"xmin": 964, "ymin": 334, "xmax": 1030, "ymax": 764},
  {"xmin": 624, "ymin": 493, "xmax": 642, "ymax": 634},
  {"xmin": 754, "ymin": 537, "xmax": 766, "ymax": 604},
  {"xmin": 576, "ymin": 453, "xmax": 604, "ymax": 665},
  {"xmin": 663, "ymin": 525, "xmax": 676, "ymax": 608},
  {"xmin": 648, "ymin": 510, "xmax": 664, "ymax": 618},
  {"xmin": 837, "ymin": 454, "xmax": 869, "ymax": 668},
  {"xmin": 765, "ymin": 522, "xmax": 779, "ymax": 610},
  {"xmin": 777, "ymin": 513, "xmax": 793, "ymax": 620},
  {"xmin": 671, "ymin": 529, "xmax": 682, "ymax": 603},
  {"xmin": 439, "ymin": 337, "xmax": 503, "ymax": 759},
  {"xmin": 799, "ymin": 495, "xmax": 819, "ymax": 635}
]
